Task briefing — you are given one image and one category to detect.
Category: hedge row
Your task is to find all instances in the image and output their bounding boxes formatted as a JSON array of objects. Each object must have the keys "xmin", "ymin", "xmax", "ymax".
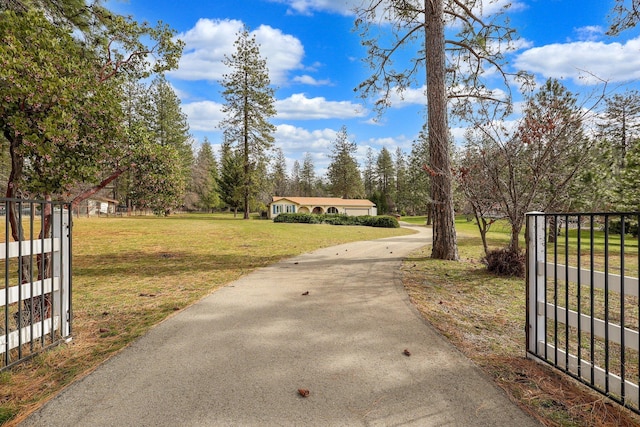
[
  {"xmin": 609, "ymin": 219, "xmax": 639, "ymax": 237},
  {"xmin": 273, "ymin": 213, "xmax": 400, "ymax": 228}
]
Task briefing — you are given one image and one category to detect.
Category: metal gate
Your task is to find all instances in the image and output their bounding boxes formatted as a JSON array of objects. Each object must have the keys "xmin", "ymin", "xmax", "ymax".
[
  {"xmin": 1, "ymin": 198, "xmax": 72, "ymax": 371},
  {"xmin": 526, "ymin": 212, "xmax": 640, "ymax": 414}
]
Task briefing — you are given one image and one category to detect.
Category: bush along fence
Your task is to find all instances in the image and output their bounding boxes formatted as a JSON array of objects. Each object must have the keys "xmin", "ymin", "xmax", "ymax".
[
  {"xmin": 273, "ymin": 213, "xmax": 400, "ymax": 228},
  {"xmin": 1, "ymin": 198, "xmax": 72, "ymax": 371},
  {"xmin": 526, "ymin": 212, "xmax": 640, "ymax": 414}
]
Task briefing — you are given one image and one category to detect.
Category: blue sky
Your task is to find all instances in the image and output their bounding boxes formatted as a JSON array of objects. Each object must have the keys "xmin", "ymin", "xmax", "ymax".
[{"xmin": 105, "ymin": 0, "xmax": 640, "ymax": 174}]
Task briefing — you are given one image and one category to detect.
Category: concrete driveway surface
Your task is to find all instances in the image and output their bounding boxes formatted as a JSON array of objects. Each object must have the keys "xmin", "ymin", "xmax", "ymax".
[{"xmin": 22, "ymin": 224, "xmax": 540, "ymax": 426}]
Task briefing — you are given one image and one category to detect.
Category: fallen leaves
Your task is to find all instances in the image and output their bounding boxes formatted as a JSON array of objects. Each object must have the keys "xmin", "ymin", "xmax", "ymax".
[{"xmin": 298, "ymin": 388, "xmax": 310, "ymax": 397}]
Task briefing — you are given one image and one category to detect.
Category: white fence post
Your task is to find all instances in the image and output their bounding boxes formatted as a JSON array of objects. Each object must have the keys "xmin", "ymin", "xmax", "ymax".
[
  {"xmin": 52, "ymin": 208, "xmax": 71, "ymax": 339},
  {"xmin": 526, "ymin": 212, "xmax": 545, "ymax": 355}
]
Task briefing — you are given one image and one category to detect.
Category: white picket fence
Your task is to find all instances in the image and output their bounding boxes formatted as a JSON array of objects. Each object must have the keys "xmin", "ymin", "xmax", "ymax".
[
  {"xmin": 1, "ymin": 207, "xmax": 71, "ymax": 368},
  {"xmin": 526, "ymin": 212, "xmax": 640, "ymax": 412}
]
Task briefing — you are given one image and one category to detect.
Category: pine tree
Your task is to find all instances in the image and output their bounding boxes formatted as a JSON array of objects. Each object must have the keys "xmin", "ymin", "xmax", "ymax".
[
  {"xmin": 300, "ymin": 153, "xmax": 316, "ymax": 197},
  {"xmin": 375, "ymin": 147, "xmax": 395, "ymax": 214},
  {"xmin": 290, "ymin": 160, "xmax": 301, "ymax": 196},
  {"xmin": 363, "ymin": 147, "xmax": 376, "ymax": 198},
  {"xmin": 406, "ymin": 131, "xmax": 432, "ymax": 218},
  {"xmin": 146, "ymin": 75, "xmax": 193, "ymax": 211},
  {"xmin": 355, "ymin": 0, "xmax": 524, "ymax": 259},
  {"xmin": 219, "ymin": 26, "xmax": 276, "ymax": 219},
  {"xmin": 394, "ymin": 147, "xmax": 409, "ymax": 215},
  {"xmin": 217, "ymin": 140, "xmax": 244, "ymax": 217},
  {"xmin": 326, "ymin": 126, "xmax": 364, "ymax": 199},
  {"xmin": 192, "ymin": 140, "xmax": 220, "ymax": 211},
  {"xmin": 271, "ymin": 147, "xmax": 289, "ymax": 196}
]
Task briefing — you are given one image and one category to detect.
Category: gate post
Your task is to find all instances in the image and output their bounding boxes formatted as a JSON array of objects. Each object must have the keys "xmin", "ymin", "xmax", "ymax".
[
  {"xmin": 52, "ymin": 207, "xmax": 72, "ymax": 340},
  {"xmin": 526, "ymin": 212, "xmax": 545, "ymax": 356}
]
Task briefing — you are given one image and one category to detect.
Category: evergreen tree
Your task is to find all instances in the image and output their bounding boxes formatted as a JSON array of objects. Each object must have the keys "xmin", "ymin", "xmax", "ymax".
[
  {"xmin": 599, "ymin": 90, "xmax": 640, "ymax": 167},
  {"xmin": 271, "ymin": 147, "xmax": 289, "ymax": 196},
  {"xmin": 406, "ymin": 131, "xmax": 432, "ymax": 218},
  {"xmin": 300, "ymin": 153, "xmax": 316, "ymax": 197},
  {"xmin": 217, "ymin": 140, "xmax": 244, "ymax": 217},
  {"xmin": 394, "ymin": 147, "xmax": 409, "ymax": 215},
  {"xmin": 375, "ymin": 147, "xmax": 395, "ymax": 214},
  {"xmin": 290, "ymin": 160, "xmax": 301, "ymax": 196},
  {"xmin": 326, "ymin": 126, "xmax": 364, "ymax": 199},
  {"xmin": 219, "ymin": 26, "xmax": 276, "ymax": 219},
  {"xmin": 618, "ymin": 137, "xmax": 640, "ymax": 210},
  {"xmin": 192, "ymin": 140, "xmax": 221, "ymax": 212},
  {"xmin": 363, "ymin": 147, "xmax": 376, "ymax": 198},
  {"xmin": 142, "ymin": 75, "xmax": 193, "ymax": 213}
]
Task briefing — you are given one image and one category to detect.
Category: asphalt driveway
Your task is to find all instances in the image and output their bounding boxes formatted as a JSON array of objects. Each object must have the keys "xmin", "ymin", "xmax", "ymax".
[{"xmin": 22, "ymin": 224, "xmax": 540, "ymax": 426}]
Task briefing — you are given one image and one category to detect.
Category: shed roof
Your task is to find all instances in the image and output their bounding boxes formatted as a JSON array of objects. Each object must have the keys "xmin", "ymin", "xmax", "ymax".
[{"xmin": 271, "ymin": 196, "xmax": 375, "ymax": 207}]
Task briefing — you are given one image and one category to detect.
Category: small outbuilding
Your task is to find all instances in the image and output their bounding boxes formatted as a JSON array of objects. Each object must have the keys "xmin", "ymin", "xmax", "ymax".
[{"xmin": 268, "ymin": 196, "xmax": 377, "ymax": 219}]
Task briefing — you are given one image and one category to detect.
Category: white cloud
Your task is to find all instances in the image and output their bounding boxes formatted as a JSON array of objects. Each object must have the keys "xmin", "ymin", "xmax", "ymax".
[
  {"xmin": 267, "ymin": 0, "xmax": 358, "ymax": 15},
  {"xmin": 171, "ymin": 19, "xmax": 305, "ymax": 85},
  {"xmin": 275, "ymin": 124, "xmax": 337, "ymax": 171},
  {"xmin": 573, "ymin": 26, "xmax": 605, "ymax": 42},
  {"xmin": 363, "ymin": 134, "xmax": 414, "ymax": 151},
  {"xmin": 268, "ymin": 0, "xmax": 525, "ymax": 18},
  {"xmin": 292, "ymin": 75, "xmax": 332, "ymax": 86},
  {"xmin": 276, "ymin": 93, "xmax": 367, "ymax": 119},
  {"xmin": 385, "ymin": 86, "xmax": 427, "ymax": 108},
  {"xmin": 253, "ymin": 25, "xmax": 305, "ymax": 83},
  {"xmin": 182, "ymin": 100, "xmax": 225, "ymax": 131},
  {"xmin": 276, "ymin": 124, "xmax": 337, "ymax": 149},
  {"xmin": 514, "ymin": 37, "xmax": 640, "ymax": 85}
]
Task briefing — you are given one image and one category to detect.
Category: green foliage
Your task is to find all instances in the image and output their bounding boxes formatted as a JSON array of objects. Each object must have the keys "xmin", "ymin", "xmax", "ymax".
[
  {"xmin": 0, "ymin": 9, "xmax": 124, "ymax": 196},
  {"xmin": 0, "ymin": 403, "xmax": 18, "ymax": 424},
  {"xmin": 274, "ymin": 213, "xmax": 399, "ymax": 228},
  {"xmin": 219, "ymin": 26, "xmax": 276, "ymax": 219},
  {"xmin": 609, "ymin": 219, "xmax": 639, "ymax": 237},
  {"xmin": 0, "ymin": 4, "xmax": 184, "ymax": 206},
  {"xmin": 326, "ymin": 126, "xmax": 364, "ymax": 199},
  {"xmin": 300, "ymin": 152, "xmax": 317, "ymax": 196},
  {"xmin": 191, "ymin": 140, "xmax": 221, "ymax": 211},
  {"xmin": 217, "ymin": 141, "xmax": 244, "ymax": 213},
  {"xmin": 116, "ymin": 77, "xmax": 192, "ymax": 213}
]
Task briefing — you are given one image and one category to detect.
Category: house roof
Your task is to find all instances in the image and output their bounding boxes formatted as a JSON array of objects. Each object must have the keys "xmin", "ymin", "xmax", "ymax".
[{"xmin": 271, "ymin": 196, "xmax": 375, "ymax": 207}]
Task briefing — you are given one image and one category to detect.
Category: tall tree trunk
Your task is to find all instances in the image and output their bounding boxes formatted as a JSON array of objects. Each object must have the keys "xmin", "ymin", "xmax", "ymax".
[
  {"xmin": 425, "ymin": 0, "xmax": 459, "ymax": 260},
  {"xmin": 243, "ymin": 80, "xmax": 250, "ymax": 220}
]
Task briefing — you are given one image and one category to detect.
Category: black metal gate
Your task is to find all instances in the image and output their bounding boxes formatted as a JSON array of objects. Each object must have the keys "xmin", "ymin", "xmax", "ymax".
[
  {"xmin": 1, "ymin": 198, "xmax": 72, "ymax": 371},
  {"xmin": 526, "ymin": 212, "xmax": 640, "ymax": 414}
]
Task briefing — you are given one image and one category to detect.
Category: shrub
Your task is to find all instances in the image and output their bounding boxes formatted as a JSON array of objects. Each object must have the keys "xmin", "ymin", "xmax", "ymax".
[
  {"xmin": 609, "ymin": 219, "xmax": 638, "ymax": 237},
  {"xmin": 273, "ymin": 213, "xmax": 399, "ymax": 228},
  {"xmin": 483, "ymin": 248, "xmax": 525, "ymax": 277},
  {"xmin": 273, "ymin": 213, "xmax": 320, "ymax": 224}
]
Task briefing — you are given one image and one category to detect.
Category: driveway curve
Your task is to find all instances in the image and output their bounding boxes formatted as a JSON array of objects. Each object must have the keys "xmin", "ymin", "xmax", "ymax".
[{"xmin": 23, "ymin": 224, "xmax": 540, "ymax": 426}]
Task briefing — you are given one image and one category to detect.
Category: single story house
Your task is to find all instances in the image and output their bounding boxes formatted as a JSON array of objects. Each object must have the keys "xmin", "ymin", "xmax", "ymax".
[{"xmin": 268, "ymin": 196, "xmax": 377, "ymax": 219}]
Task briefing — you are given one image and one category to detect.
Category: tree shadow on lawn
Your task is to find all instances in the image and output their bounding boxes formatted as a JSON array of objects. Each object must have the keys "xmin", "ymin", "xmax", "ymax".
[{"xmin": 73, "ymin": 251, "xmax": 287, "ymax": 279}]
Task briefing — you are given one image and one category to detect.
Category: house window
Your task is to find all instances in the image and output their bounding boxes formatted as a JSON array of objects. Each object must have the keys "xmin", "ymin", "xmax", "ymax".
[
  {"xmin": 286, "ymin": 205, "xmax": 296, "ymax": 213},
  {"xmin": 272, "ymin": 204, "xmax": 283, "ymax": 214},
  {"xmin": 327, "ymin": 207, "xmax": 339, "ymax": 214}
]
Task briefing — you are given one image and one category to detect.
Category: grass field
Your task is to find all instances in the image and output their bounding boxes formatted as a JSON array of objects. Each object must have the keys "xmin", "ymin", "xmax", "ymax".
[{"xmin": 0, "ymin": 213, "xmax": 412, "ymax": 425}]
